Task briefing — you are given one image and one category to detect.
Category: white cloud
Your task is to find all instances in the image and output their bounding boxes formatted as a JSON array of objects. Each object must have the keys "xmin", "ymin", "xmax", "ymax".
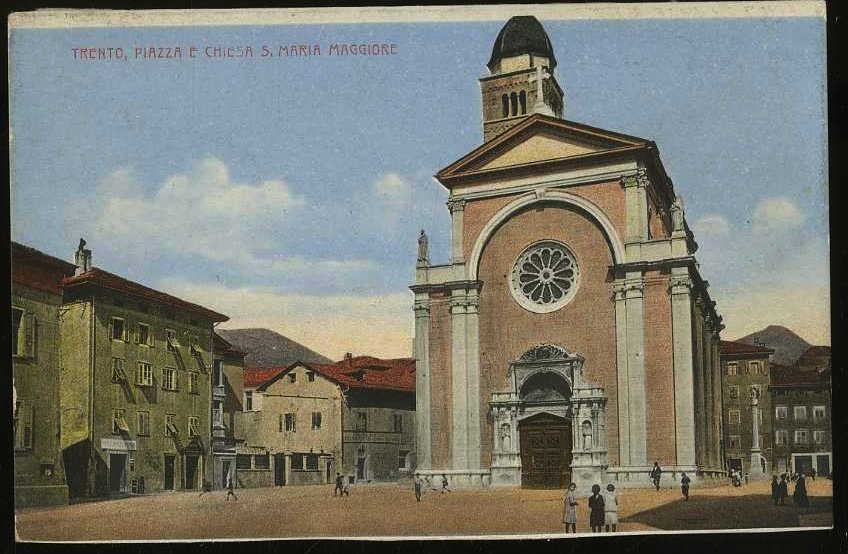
[
  {"xmin": 162, "ymin": 280, "xmax": 414, "ymax": 359},
  {"xmin": 372, "ymin": 172, "xmax": 411, "ymax": 204},
  {"xmin": 692, "ymin": 214, "xmax": 731, "ymax": 237},
  {"xmin": 752, "ymin": 197, "xmax": 804, "ymax": 232}
]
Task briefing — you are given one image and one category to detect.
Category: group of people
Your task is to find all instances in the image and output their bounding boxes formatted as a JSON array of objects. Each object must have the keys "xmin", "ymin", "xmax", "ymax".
[
  {"xmin": 650, "ymin": 462, "xmax": 692, "ymax": 500},
  {"xmin": 563, "ymin": 483, "xmax": 619, "ymax": 533},
  {"xmin": 771, "ymin": 473, "xmax": 809, "ymax": 507},
  {"xmin": 412, "ymin": 474, "xmax": 451, "ymax": 501}
]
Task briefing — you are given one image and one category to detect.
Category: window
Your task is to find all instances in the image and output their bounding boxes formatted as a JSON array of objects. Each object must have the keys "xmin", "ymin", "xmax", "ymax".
[
  {"xmin": 14, "ymin": 400, "xmax": 33, "ymax": 451},
  {"xmin": 511, "ymin": 241, "xmax": 579, "ymax": 313},
  {"xmin": 728, "ymin": 409, "xmax": 740, "ymax": 424},
  {"xmin": 311, "ymin": 412, "xmax": 322, "ymax": 430},
  {"xmin": 236, "ymin": 454, "xmax": 252, "ymax": 469},
  {"xmin": 112, "ymin": 409, "xmax": 129, "ymax": 434},
  {"xmin": 398, "ymin": 450, "xmax": 409, "ymax": 469},
  {"xmin": 794, "ymin": 406, "xmax": 808, "ymax": 421},
  {"xmin": 813, "ymin": 430, "xmax": 826, "ymax": 444},
  {"xmin": 813, "ymin": 406, "xmax": 826, "ymax": 421},
  {"xmin": 111, "ymin": 357, "xmax": 128, "ymax": 383},
  {"xmin": 12, "ymin": 307, "xmax": 24, "ymax": 357},
  {"xmin": 136, "ymin": 361, "xmax": 153, "ymax": 387},
  {"xmin": 245, "ymin": 391, "xmax": 253, "ymax": 411},
  {"xmin": 307, "ymin": 371, "xmax": 315, "ymax": 382},
  {"xmin": 136, "ymin": 323, "xmax": 153, "ymax": 346},
  {"xmin": 288, "ymin": 372, "xmax": 297, "ymax": 383},
  {"xmin": 794, "ymin": 430, "xmax": 809, "ymax": 445},
  {"xmin": 519, "ymin": 90, "xmax": 527, "ymax": 114},
  {"xmin": 189, "ymin": 335, "xmax": 202, "ymax": 357},
  {"xmin": 137, "ymin": 411, "xmax": 150, "ymax": 436},
  {"xmin": 110, "ymin": 317, "xmax": 127, "ymax": 341},
  {"xmin": 749, "ymin": 361, "xmax": 762, "ymax": 374},
  {"xmin": 285, "ymin": 413, "xmax": 296, "ymax": 432},
  {"xmin": 188, "ymin": 416, "xmax": 200, "ymax": 437},
  {"xmin": 306, "ymin": 454, "xmax": 319, "ymax": 471},
  {"xmin": 775, "ymin": 406, "xmax": 788, "ymax": 420},
  {"xmin": 188, "ymin": 372, "xmax": 199, "ymax": 394},
  {"xmin": 394, "ymin": 414, "xmax": 403, "ymax": 432},
  {"xmin": 165, "ymin": 414, "xmax": 178, "ymax": 437},
  {"xmin": 728, "ymin": 435, "xmax": 740, "ymax": 449},
  {"xmin": 727, "ymin": 362, "xmax": 738, "ymax": 376},
  {"xmin": 291, "ymin": 453, "xmax": 305, "ymax": 470},
  {"xmin": 728, "ymin": 385, "xmax": 739, "ymax": 400},
  {"xmin": 355, "ymin": 412, "xmax": 367, "ymax": 431},
  {"xmin": 162, "ymin": 367, "xmax": 178, "ymax": 391},
  {"xmin": 501, "ymin": 94, "xmax": 509, "ymax": 118},
  {"xmin": 166, "ymin": 329, "xmax": 180, "ymax": 353},
  {"xmin": 510, "ymin": 91, "xmax": 518, "ymax": 116},
  {"xmin": 254, "ymin": 454, "xmax": 270, "ymax": 469},
  {"xmin": 775, "ymin": 430, "xmax": 788, "ymax": 446},
  {"xmin": 129, "ymin": 457, "xmax": 135, "ymax": 471},
  {"xmin": 213, "ymin": 401, "xmax": 223, "ymax": 427}
]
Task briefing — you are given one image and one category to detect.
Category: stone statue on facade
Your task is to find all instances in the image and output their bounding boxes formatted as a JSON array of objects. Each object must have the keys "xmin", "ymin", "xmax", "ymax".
[
  {"xmin": 500, "ymin": 423, "xmax": 511, "ymax": 452},
  {"xmin": 750, "ymin": 384, "xmax": 761, "ymax": 401},
  {"xmin": 581, "ymin": 421, "xmax": 593, "ymax": 450},
  {"xmin": 417, "ymin": 229, "xmax": 429, "ymax": 264},
  {"xmin": 670, "ymin": 194, "xmax": 685, "ymax": 232}
]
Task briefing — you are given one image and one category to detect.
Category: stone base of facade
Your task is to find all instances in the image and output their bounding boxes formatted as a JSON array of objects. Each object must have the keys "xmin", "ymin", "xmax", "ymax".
[
  {"xmin": 414, "ymin": 468, "xmax": 491, "ymax": 489},
  {"xmin": 489, "ymin": 463, "xmax": 520, "ymax": 487},
  {"xmin": 15, "ymin": 484, "xmax": 69, "ymax": 508},
  {"xmin": 570, "ymin": 464, "xmax": 608, "ymax": 495}
]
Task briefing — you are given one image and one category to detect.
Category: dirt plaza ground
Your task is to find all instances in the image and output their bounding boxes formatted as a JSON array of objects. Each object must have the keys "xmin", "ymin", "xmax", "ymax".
[{"xmin": 16, "ymin": 478, "xmax": 832, "ymax": 541}]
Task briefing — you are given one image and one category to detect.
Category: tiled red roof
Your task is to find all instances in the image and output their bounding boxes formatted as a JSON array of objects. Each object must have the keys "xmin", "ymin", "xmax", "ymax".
[
  {"xmin": 314, "ymin": 356, "xmax": 416, "ymax": 392},
  {"xmin": 249, "ymin": 355, "xmax": 416, "ymax": 393},
  {"xmin": 770, "ymin": 363, "xmax": 831, "ymax": 387},
  {"xmin": 719, "ymin": 340, "xmax": 773, "ymax": 356},
  {"xmin": 244, "ymin": 367, "xmax": 286, "ymax": 388},
  {"xmin": 12, "ymin": 242, "xmax": 77, "ymax": 295},
  {"xmin": 795, "ymin": 345, "xmax": 831, "ymax": 367},
  {"xmin": 63, "ymin": 267, "xmax": 228, "ymax": 322}
]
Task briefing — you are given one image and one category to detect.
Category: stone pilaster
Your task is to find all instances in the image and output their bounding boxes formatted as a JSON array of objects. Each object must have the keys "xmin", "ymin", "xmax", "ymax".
[
  {"xmin": 618, "ymin": 274, "xmax": 647, "ymax": 465},
  {"xmin": 620, "ymin": 169, "xmax": 650, "ymax": 243},
  {"xmin": 414, "ymin": 295, "xmax": 432, "ymax": 470},
  {"xmin": 613, "ymin": 281, "xmax": 630, "ymax": 465},
  {"xmin": 703, "ymin": 314, "xmax": 715, "ymax": 468},
  {"xmin": 449, "ymin": 290, "xmax": 469, "ymax": 469},
  {"xmin": 669, "ymin": 273, "xmax": 696, "ymax": 467},
  {"xmin": 448, "ymin": 198, "xmax": 466, "ymax": 265},
  {"xmin": 693, "ymin": 296, "xmax": 706, "ymax": 467}
]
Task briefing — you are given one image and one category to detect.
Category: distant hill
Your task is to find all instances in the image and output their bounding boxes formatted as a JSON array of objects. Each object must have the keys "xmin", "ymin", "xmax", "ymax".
[
  {"xmin": 736, "ymin": 325, "xmax": 810, "ymax": 366},
  {"xmin": 217, "ymin": 328, "xmax": 332, "ymax": 368}
]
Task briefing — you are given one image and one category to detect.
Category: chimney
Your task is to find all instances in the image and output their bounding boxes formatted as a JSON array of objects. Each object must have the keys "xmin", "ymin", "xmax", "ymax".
[
  {"xmin": 344, "ymin": 352, "xmax": 353, "ymax": 367},
  {"xmin": 74, "ymin": 238, "xmax": 92, "ymax": 275}
]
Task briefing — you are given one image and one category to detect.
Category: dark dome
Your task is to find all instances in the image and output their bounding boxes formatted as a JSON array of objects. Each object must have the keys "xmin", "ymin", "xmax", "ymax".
[{"xmin": 487, "ymin": 16, "xmax": 557, "ymax": 72}]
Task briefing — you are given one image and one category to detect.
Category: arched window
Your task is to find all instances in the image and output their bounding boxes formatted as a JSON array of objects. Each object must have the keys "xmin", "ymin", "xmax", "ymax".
[
  {"xmin": 510, "ymin": 92, "xmax": 518, "ymax": 117},
  {"xmin": 501, "ymin": 94, "xmax": 509, "ymax": 118},
  {"xmin": 519, "ymin": 90, "xmax": 527, "ymax": 114}
]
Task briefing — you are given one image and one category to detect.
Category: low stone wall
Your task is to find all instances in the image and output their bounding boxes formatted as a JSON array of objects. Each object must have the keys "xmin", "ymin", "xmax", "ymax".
[
  {"xmin": 235, "ymin": 469, "xmax": 273, "ymax": 489},
  {"xmin": 414, "ymin": 469, "xmax": 491, "ymax": 489},
  {"xmin": 15, "ymin": 485, "xmax": 69, "ymax": 508}
]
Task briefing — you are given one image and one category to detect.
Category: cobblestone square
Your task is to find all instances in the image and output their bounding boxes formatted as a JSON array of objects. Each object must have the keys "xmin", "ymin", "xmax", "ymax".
[{"xmin": 16, "ymin": 479, "xmax": 832, "ymax": 541}]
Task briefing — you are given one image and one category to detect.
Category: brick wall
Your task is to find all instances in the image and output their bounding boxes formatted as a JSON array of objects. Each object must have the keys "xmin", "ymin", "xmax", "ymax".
[
  {"xmin": 428, "ymin": 294, "xmax": 453, "ymax": 468},
  {"xmin": 643, "ymin": 270, "xmax": 676, "ymax": 464}
]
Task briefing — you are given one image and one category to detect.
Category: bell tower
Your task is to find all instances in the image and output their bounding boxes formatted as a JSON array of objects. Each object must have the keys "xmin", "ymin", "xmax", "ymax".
[{"xmin": 480, "ymin": 16, "xmax": 565, "ymax": 142}]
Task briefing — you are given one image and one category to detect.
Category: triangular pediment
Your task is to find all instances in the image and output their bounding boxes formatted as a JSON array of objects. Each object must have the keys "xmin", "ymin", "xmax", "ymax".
[{"xmin": 437, "ymin": 114, "xmax": 650, "ymax": 185}]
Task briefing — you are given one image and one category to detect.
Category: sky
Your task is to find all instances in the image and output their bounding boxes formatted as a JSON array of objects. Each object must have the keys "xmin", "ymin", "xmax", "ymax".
[{"xmin": 9, "ymin": 8, "xmax": 829, "ymax": 358}]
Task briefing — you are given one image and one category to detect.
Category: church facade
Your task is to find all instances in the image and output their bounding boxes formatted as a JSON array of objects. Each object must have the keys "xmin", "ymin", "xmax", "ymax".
[{"xmin": 411, "ymin": 16, "xmax": 725, "ymax": 491}]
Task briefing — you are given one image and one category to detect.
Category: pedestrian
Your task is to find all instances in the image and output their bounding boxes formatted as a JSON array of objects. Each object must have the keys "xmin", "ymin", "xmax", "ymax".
[
  {"xmin": 793, "ymin": 473, "xmax": 809, "ymax": 508},
  {"xmin": 441, "ymin": 474, "xmax": 451, "ymax": 493},
  {"xmin": 603, "ymin": 484, "xmax": 618, "ymax": 532},
  {"xmin": 414, "ymin": 474, "xmax": 422, "ymax": 502},
  {"xmin": 771, "ymin": 475, "xmax": 780, "ymax": 505},
  {"xmin": 334, "ymin": 472, "xmax": 344, "ymax": 497},
  {"xmin": 342, "ymin": 474, "xmax": 351, "ymax": 497},
  {"xmin": 649, "ymin": 462, "xmax": 662, "ymax": 491},
  {"xmin": 680, "ymin": 472, "xmax": 691, "ymax": 501},
  {"xmin": 588, "ymin": 484, "xmax": 605, "ymax": 533},
  {"xmin": 225, "ymin": 473, "xmax": 238, "ymax": 501},
  {"xmin": 562, "ymin": 482, "xmax": 578, "ymax": 534},
  {"xmin": 811, "ymin": 468, "xmax": 817, "ymax": 481},
  {"xmin": 778, "ymin": 474, "xmax": 789, "ymax": 505}
]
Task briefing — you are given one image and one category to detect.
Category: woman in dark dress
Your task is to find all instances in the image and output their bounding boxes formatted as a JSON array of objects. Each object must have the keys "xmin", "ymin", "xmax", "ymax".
[
  {"xmin": 793, "ymin": 474, "xmax": 809, "ymax": 507},
  {"xmin": 778, "ymin": 474, "xmax": 789, "ymax": 505},
  {"xmin": 770, "ymin": 475, "xmax": 780, "ymax": 505},
  {"xmin": 588, "ymin": 484, "xmax": 605, "ymax": 533}
]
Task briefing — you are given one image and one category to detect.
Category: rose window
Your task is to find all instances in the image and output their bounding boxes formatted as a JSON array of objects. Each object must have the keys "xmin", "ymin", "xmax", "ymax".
[{"xmin": 510, "ymin": 241, "xmax": 579, "ymax": 313}]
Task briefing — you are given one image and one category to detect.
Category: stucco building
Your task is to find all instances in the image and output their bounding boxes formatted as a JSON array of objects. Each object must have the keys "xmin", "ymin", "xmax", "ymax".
[
  {"xmin": 12, "ymin": 242, "xmax": 77, "ymax": 507},
  {"xmin": 769, "ymin": 346, "xmax": 832, "ymax": 477},
  {"xmin": 59, "ymin": 242, "xmax": 228, "ymax": 498},
  {"xmin": 719, "ymin": 340, "xmax": 774, "ymax": 476},
  {"xmin": 411, "ymin": 16, "xmax": 724, "ymax": 491},
  {"xmin": 235, "ymin": 354, "xmax": 415, "ymax": 487},
  {"xmin": 211, "ymin": 331, "xmax": 247, "ymax": 489}
]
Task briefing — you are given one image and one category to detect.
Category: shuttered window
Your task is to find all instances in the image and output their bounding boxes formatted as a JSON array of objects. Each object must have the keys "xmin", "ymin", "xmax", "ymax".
[{"xmin": 14, "ymin": 400, "xmax": 34, "ymax": 451}]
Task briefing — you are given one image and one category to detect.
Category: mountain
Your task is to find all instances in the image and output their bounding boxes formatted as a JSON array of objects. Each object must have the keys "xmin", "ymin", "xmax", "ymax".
[
  {"xmin": 217, "ymin": 328, "xmax": 332, "ymax": 368},
  {"xmin": 736, "ymin": 325, "xmax": 810, "ymax": 366}
]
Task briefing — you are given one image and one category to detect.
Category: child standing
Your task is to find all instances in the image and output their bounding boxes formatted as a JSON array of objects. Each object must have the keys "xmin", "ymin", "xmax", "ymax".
[
  {"xmin": 562, "ymin": 482, "xmax": 578, "ymax": 533},
  {"xmin": 588, "ymin": 484, "xmax": 605, "ymax": 533},
  {"xmin": 603, "ymin": 484, "xmax": 618, "ymax": 532}
]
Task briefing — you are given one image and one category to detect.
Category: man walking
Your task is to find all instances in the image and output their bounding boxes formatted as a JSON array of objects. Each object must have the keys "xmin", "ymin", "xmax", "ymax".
[
  {"xmin": 334, "ymin": 473, "xmax": 344, "ymax": 497},
  {"xmin": 680, "ymin": 472, "xmax": 691, "ymax": 501},
  {"xmin": 441, "ymin": 474, "xmax": 451, "ymax": 493},
  {"xmin": 650, "ymin": 462, "xmax": 663, "ymax": 491},
  {"xmin": 225, "ymin": 473, "xmax": 238, "ymax": 501},
  {"xmin": 414, "ymin": 474, "xmax": 423, "ymax": 502}
]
